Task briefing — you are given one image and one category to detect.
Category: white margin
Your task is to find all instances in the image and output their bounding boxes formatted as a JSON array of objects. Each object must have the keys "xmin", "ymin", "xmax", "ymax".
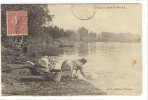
[{"xmin": 0, "ymin": 0, "xmax": 147, "ymax": 100}]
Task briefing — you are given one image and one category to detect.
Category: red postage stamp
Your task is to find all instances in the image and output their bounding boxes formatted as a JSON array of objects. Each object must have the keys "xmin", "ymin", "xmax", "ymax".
[{"xmin": 7, "ymin": 11, "xmax": 28, "ymax": 36}]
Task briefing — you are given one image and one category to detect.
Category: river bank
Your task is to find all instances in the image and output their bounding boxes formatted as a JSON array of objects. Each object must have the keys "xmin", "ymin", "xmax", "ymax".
[
  {"xmin": 1, "ymin": 46, "xmax": 106, "ymax": 96},
  {"xmin": 2, "ymin": 72, "xmax": 106, "ymax": 96}
]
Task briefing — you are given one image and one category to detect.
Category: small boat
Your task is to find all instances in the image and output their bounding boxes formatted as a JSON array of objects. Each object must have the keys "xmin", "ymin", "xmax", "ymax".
[{"xmin": 59, "ymin": 44, "xmax": 74, "ymax": 47}]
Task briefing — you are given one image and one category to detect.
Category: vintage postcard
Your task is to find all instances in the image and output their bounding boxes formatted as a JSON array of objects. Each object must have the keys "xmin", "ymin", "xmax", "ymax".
[{"xmin": 1, "ymin": 4, "xmax": 142, "ymax": 96}]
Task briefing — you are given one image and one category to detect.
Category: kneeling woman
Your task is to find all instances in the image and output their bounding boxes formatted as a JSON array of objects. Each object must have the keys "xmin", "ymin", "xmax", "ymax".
[{"xmin": 61, "ymin": 58, "xmax": 87, "ymax": 79}]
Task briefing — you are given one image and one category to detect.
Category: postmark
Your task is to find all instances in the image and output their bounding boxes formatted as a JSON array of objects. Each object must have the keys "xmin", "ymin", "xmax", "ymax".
[{"xmin": 71, "ymin": 4, "xmax": 96, "ymax": 20}]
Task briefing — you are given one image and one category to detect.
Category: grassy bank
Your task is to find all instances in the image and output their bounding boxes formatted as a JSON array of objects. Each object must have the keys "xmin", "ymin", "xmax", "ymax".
[
  {"xmin": 1, "ymin": 47, "xmax": 106, "ymax": 96},
  {"xmin": 2, "ymin": 71, "xmax": 106, "ymax": 96}
]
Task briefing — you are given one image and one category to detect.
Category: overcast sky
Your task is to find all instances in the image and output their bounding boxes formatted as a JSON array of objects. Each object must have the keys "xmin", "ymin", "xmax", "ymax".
[{"xmin": 48, "ymin": 4, "xmax": 141, "ymax": 35}]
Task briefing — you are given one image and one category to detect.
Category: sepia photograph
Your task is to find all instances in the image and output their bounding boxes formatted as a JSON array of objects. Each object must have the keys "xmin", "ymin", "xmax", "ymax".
[{"xmin": 1, "ymin": 4, "xmax": 142, "ymax": 96}]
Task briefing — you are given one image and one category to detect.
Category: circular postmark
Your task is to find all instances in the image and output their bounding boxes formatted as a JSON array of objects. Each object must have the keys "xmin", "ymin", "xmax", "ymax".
[{"xmin": 71, "ymin": 4, "xmax": 96, "ymax": 20}]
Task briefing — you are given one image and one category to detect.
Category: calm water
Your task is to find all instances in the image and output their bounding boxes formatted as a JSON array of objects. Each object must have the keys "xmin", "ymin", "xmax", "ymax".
[{"xmin": 29, "ymin": 42, "xmax": 142, "ymax": 95}]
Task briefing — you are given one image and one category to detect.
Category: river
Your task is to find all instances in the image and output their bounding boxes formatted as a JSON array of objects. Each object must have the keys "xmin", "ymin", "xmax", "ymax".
[{"xmin": 29, "ymin": 42, "xmax": 142, "ymax": 95}]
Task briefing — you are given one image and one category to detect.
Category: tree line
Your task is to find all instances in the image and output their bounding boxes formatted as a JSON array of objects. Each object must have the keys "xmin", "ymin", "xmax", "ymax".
[
  {"xmin": 37, "ymin": 26, "xmax": 141, "ymax": 43},
  {"xmin": 1, "ymin": 4, "xmax": 141, "ymax": 48}
]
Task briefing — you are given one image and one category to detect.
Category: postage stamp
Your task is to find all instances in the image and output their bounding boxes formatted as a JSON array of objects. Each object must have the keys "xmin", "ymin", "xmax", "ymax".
[
  {"xmin": 7, "ymin": 11, "xmax": 28, "ymax": 36},
  {"xmin": 0, "ymin": 3, "xmax": 147, "ymax": 98}
]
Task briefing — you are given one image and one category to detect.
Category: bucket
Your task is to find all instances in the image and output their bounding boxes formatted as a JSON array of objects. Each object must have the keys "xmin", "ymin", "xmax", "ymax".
[{"xmin": 50, "ymin": 69, "xmax": 61, "ymax": 82}]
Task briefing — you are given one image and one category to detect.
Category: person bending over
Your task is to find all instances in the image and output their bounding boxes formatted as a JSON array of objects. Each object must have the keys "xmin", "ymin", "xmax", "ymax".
[{"xmin": 61, "ymin": 58, "xmax": 87, "ymax": 79}]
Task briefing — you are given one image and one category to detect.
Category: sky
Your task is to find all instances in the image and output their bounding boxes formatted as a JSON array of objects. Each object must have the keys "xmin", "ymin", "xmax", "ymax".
[{"xmin": 48, "ymin": 4, "xmax": 141, "ymax": 35}]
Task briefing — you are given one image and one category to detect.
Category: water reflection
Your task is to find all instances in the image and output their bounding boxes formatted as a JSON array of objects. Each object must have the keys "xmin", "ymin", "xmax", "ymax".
[
  {"xmin": 101, "ymin": 42, "xmax": 120, "ymax": 53},
  {"xmin": 28, "ymin": 42, "xmax": 141, "ymax": 95},
  {"xmin": 28, "ymin": 44, "xmax": 60, "ymax": 56},
  {"xmin": 59, "ymin": 46, "xmax": 75, "ymax": 55},
  {"xmin": 28, "ymin": 42, "xmax": 141, "ymax": 59},
  {"xmin": 77, "ymin": 43, "xmax": 88, "ymax": 56},
  {"xmin": 88, "ymin": 43, "xmax": 97, "ymax": 55}
]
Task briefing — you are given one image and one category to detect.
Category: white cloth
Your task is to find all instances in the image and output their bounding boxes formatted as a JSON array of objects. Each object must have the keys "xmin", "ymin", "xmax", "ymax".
[{"xmin": 38, "ymin": 57, "xmax": 52, "ymax": 71}]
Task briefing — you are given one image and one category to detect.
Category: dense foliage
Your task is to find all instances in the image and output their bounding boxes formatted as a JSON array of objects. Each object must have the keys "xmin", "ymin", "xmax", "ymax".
[
  {"xmin": 1, "ymin": 4, "xmax": 53, "ymax": 37},
  {"xmin": 1, "ymin": 4, "xmax": 141, "ymax": 47}
]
